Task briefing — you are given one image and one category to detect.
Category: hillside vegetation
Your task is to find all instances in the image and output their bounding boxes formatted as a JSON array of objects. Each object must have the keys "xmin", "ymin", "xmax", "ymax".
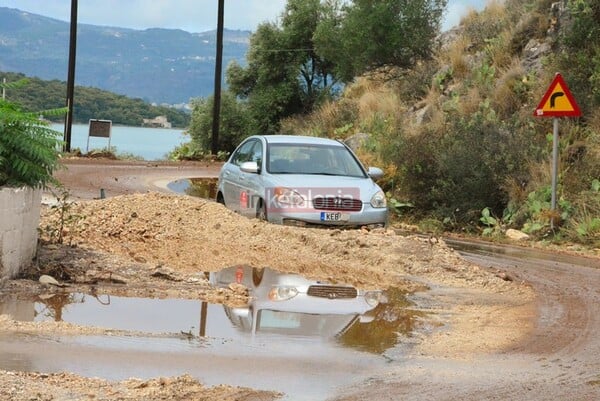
[
  {"xmin": 0, "ymin": 71, "xmax": 190, "ymax": 128},
  {"xmin": 188, "ymin": 0, "xmax": 599, "ymax": 246}
]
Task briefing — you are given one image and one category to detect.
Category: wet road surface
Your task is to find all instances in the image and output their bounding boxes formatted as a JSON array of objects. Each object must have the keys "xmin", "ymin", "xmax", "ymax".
[
  {"xmin": 333, "ymin": 239, "xmax": 600, "ymax": 401},
  {"xmin": 0, "ymin": 267, "xmax": 416, "ymax": 401}
]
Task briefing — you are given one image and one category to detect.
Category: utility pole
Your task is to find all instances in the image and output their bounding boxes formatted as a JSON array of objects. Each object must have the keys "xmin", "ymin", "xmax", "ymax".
[
  {"xmin": 211, "ymin": 0, "xmax": 225, "ymax": 155},
  {"xmin": 2, "ymin": 77, "xmax": 5, "ymax": 100},
  {"xmin": 64, "ymin": 0, "xmax": 78, "ymax": 152}
]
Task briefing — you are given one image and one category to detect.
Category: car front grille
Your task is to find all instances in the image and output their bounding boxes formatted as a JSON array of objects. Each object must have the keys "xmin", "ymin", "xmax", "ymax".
[
  {"xmin": 313, "ymin": 197, "xmax": 362, "ymax": 212},
  {"xmin": 307, "ymin": 285, "xmax": 357, "ymax": 299}
]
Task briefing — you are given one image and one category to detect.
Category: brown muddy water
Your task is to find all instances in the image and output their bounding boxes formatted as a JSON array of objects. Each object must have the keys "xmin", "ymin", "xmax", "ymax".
[
  {"xmin": 0, "ymin": 267, "xmax": 420, "ymax": 401},
  {"xmin": 167, "ymin": 177, "xmax": 218, "ymax": 199}
]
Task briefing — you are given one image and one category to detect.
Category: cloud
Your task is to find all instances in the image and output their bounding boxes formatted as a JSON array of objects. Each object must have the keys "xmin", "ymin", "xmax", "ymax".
[
  {"xmin": 1, "ymin": 0, "xmax": 287, "ymax": 32},
  {"xmin": 2, "ymin": 0, "xmax": 486, "ymax": 33}
]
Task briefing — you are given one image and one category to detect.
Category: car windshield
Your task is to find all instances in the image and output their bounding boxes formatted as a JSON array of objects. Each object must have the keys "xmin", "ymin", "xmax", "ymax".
[
  {"xmin": 267, "ymin": 143, "xmax": 366, "ymax": 177},
  {"xmin": 255, "ymin": 310, "xmax": 358, "ymax": 337}
]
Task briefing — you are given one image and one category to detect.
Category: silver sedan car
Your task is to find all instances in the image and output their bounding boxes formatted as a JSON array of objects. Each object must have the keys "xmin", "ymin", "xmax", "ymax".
[{"xmin": 216, "ymin": 135, "xmax": 388, "ymax": 228}]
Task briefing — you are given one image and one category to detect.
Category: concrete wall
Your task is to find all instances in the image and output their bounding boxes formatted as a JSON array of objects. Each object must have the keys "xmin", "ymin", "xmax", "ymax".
[{"xmin": 0, "ymin": 187, "xmax": 41, "ymax": 282}]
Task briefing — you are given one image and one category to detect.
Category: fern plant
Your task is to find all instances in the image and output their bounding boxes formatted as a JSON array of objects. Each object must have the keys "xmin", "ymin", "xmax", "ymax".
[{"xmin": 0, "ymin": 79, "xmax": 65, "ymax": 188}]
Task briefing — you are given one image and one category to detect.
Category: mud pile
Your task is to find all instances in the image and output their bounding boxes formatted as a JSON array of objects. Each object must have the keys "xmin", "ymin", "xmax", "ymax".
[{"xmin": 41, "ymin": 192, "xmax": 516, "ymax": 292}]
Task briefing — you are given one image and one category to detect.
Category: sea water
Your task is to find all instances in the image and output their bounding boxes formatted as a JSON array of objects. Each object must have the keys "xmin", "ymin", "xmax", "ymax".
[{"xmin": 51, "ymin": 123, "xmax": 189, "ymax": 161}]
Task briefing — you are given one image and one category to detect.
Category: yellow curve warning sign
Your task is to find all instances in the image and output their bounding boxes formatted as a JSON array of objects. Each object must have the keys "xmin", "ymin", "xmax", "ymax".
[{"xmin": 534, "ymin": 73, "xmax": 582, "ymax": 117}]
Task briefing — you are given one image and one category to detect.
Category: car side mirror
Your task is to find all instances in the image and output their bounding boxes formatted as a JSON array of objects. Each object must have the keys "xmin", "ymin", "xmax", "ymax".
[
  {"xmin": 240, "ymin": 161, "xmax": 259, "ymax": 174},
  {"xmin": 367, "ymin": 167, "xmax": 384, "ymax": 180}
]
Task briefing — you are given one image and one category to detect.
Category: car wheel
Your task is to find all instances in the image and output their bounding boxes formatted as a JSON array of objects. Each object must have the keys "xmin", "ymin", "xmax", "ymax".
[
  {"xmin": 256, "ymin": 198, "xmax": 267, "ymax": 221},
  {"xmin": 252, "ymin": 267, "xmax": 264, "ymax": 286}
]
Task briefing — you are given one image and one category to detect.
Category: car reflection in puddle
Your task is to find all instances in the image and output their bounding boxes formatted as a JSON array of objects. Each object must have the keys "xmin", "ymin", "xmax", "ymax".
[
  {"xmin": 0, "ymin": 268, "xmax": 421, "ymax": 400},
  {"xmin": 1, "ymin": 268, "xmax": 418, "ymax": 354},
  {"xmin": 212, "ymin": 266, "xmax": 381, "ymax": 339},
  {"xmin": 211, "ymin": 266, "xmax": 419, "ymax": 354}
]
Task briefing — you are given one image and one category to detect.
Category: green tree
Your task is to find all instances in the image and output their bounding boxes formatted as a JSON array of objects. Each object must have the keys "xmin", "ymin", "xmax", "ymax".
[
  {"xmin": 0, "ymin": 79, "xmax": 64, "ymax": 188},
  {"xmin": 319, "ymin": 0, "xmax": 447, "ymax": 82},
  {"xmin": 188, "ymin": 91, "xmax": 251, "ymax": 153},
  {"xmin": 226, "ymin": 0, "xmax": 339, "ymax": 135}
]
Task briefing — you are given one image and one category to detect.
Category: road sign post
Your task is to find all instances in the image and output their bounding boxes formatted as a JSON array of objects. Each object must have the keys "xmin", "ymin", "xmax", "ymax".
[
  {"xmin": 551, "ymin": 117, "xmax": 559, "ymax": 219},
  {"xmin": 533, "ymin": 73, "xmax": 582, "ymax": 229},
  {"xmin": 87, "ymin": 119, "xmax": 112, "ymax": 153}
]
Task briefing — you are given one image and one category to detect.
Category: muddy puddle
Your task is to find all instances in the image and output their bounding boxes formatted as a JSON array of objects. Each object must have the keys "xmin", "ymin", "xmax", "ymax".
[
  {"xmin": 0, "ymin": 267, "xmax": 420, "ymax": 400},
  {"xmin": 167, "ymin": 177, "xmax": 217, "ymax": 199},
  {"xmin": 447, "ymin": 238, "xmax": 600, "ymax": 269}
]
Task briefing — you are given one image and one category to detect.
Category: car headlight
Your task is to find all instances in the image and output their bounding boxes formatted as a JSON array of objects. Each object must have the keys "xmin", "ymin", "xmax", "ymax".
[
  {"xmin": 370, "ymin": 190, "xmax": 387, "ymax": 208},
  {"xmin": 268, "ymin": 286, "xmax": 299, "ymax": 301},
  {"xmin": 364, "ymin": 291, "xmax": 381, "ymax": 307},
  {"xmin": 273, "ymin": 187, "xmax": 305, "ymax": 206}
]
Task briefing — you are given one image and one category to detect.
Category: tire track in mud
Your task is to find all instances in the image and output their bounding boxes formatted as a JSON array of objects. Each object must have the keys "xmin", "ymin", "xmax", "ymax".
[{"xmin": 333, "ymin": 241, "xmax": 600, "ymax": 401}]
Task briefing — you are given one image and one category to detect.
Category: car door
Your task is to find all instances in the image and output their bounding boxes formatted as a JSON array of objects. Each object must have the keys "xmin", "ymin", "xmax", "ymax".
[
  {"xmin": 238, "ymin": 139, "xmax": 264, "ymax": 218},
  {"xmin": 221, "ymin": 139, "xmax": 256, "ymax": 212}
]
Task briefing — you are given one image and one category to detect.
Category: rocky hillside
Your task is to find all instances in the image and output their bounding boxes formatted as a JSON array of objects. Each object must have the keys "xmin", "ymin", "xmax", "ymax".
[{"xmin": 283, "ymin": 0, "xmax": 600, "ymax": 246}]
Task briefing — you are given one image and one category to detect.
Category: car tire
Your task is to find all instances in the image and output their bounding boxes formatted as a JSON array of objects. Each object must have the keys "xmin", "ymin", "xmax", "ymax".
[
  {"xmin": 256, "ymin": 198, "xmax": 267, "ymax": 221},
  {"xmin": 216, "ymin": 192, "xmax": 225, "ymax": 205},
  {"xmin": 252, "ymin": 267, "xmax": 264, "ymax": 286}
]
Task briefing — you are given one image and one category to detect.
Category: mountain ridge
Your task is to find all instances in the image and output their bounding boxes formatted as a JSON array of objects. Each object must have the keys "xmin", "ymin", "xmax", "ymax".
[{"xmin": 0, "ymin": 7, "xmax": 250, "ymax": 104}]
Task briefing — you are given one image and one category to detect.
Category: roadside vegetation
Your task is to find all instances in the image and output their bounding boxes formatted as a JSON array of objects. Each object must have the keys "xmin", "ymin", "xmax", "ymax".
[
  {"xmin": 0, "ymin": 72, "xmax": 190, "ymax": 128},
  {"xmin": 185, "ymin": 0, "xmax": 599, "ymax": 247},
  {"xmin": 0, "ymin": 79, "xmax": 64, "ymax": 188}
]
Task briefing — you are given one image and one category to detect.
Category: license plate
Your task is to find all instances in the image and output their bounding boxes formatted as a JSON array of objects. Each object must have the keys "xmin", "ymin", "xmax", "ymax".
[{"xmin": 320, "ymin": 212, "xmax": 349, "ymax": 222}]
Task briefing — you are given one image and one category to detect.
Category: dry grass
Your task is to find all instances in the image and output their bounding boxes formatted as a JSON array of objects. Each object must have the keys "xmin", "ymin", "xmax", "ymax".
[
  {"xmin": 280, "ymin": 97, "xmax": 360, "ymax": 138},
  {"xmin": 459, "ymin": 7, "xmax": 481, "ymax": 29},
  {"xmin": 344, "ymin": 76, "xmax": 379, "ymax": 100},
  {"xmin": 393, "ymin": 60, "xmax": 438, "ymax": 103},
  {"xmin": 525, "ymin": 158, "xmax": 552, "ymax": 193},
  {"xmin": 437, "ymin": 35, "xmax": 471, "ymax": 80},
  {"xmin": 502, "ymin": 175, "xmax": 530, "ymax": 205},
  {"xmin": 458, "ymin": 87, "xmax": 484, "ymax": 116},
  {"xmin": 509, "ymin": 11, "xmax": 550, "ymax": 54},
  {"xmin": 588, "ymin": 108, "xmax": 600, "ymax": 139},
  {"xmin": 461, "ymin": 0, "xmax": 509, "ymax": 51},
  {"xmin": 480, "ymin": 0, "xmax": 509, "ymax": 25},
  {"xmin": 492, "ymin": 59, "xmax": 526, "ymax": 118},
  {"xmin": 357, "ymin": 87, "xmax": 400, "ymax": 121},
  {"xmin": 280, "ymin": 75, "xmax": 405, "ymax": 141},
  {"xmin": 485, "ymin": 30, "xmax": 513, "ymax": 69},
  {"xmin": 416, "ymin": 86, "xmax": 447, "ymax": 134}
]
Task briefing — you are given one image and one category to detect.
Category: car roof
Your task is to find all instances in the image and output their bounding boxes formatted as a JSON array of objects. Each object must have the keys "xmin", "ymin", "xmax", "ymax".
[{"xmin": 260, "ymin": 135, "xmax": 344, "ymax": 147}]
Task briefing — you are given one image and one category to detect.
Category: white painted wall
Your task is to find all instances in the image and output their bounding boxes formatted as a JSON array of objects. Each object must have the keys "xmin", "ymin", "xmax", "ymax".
[{"xmin": 0, "ymin": 187, "xmax": 41, "ymax": 282}]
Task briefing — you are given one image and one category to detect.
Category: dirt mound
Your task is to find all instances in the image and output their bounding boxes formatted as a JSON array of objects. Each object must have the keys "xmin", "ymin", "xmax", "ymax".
[
  {"xmin": 41, "ymin": 192, "xmax": 519, "ymax": 293},
  {"xmin": 0, "ymin": 371, "xmax": 280, "ymax": 401}
]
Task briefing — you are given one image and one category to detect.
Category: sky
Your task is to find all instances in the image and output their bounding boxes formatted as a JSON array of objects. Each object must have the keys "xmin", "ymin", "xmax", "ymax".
[{"xmin": 0, "ymin": 0, "xmax": 488, "ymax": 33}]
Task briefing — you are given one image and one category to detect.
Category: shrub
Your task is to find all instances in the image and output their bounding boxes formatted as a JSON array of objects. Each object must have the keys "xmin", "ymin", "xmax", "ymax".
[
  {"xmin": 188, "ymin": 91, "xmax": 251, "ymax": 154},
  {"xmin": 461, "ymin": 1, "xmax": 509, "ymax": 51},
  {"xmin": 509, "ymin": 11, "xmax": 549, "ymax": 55},
  {"xmin": 0, "ymin": 80, "xmax": 64, "ymax": 188},
  {"xmin": 492, "ymin": 60, "xmax": 529, "ymax": 119},
  {"xmin": 168, "ymin": 141, "xmax": 205, "ymax": 161}
]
